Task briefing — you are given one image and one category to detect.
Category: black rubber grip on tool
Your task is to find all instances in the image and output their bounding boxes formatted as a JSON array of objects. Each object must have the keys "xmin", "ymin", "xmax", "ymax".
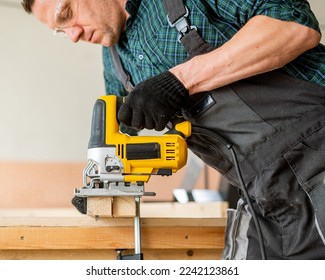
[
  {"xmin": 88, "ymin": 99, "xmax": 106, "ymax": 148},
  {"xmin": 71, "ymin": 196, "xmax": 87, "ymax": 214},
  {"xmin": 126, "ymin": 143, "xmax": 161, "ymax": 160}
]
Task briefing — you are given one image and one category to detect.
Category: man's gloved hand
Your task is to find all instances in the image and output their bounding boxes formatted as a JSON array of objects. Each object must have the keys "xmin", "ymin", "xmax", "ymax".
[{"xmin": 118, "ymin": 71, "xmax": 190, "ymax": 131}]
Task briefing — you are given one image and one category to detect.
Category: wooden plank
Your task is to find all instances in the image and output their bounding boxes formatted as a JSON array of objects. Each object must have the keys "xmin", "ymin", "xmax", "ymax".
[
  {"xmin": 0, "ymin": 202, "xmax": 227, "ymax": 219},
  {"xmin": 86, "ymin": 196, "xmax": 136, "ymax": 218},
  {"xmin": 0, "ymin": 249, "xmax": 224, "ymax": 260},
  {"xmin": 87, "ymin": 197, "xmax": 113, "ymax": 217},
  {"xmin": 0, "ymin": 206, "xmax": 226, "ymax": 260},
  {"xmin": 140, "ymin": 202, "xmax": 228, "ymax": 218},
  {"xmin": 84, "ymin": 197, "xmax": 224, "ymax": 218},
  {"xmin": 113, "ymin": 196, "xmax": 136, "ymax": 217},
  {"xmin": 0, "ymin": 216, "xmax": 226, "ymax": 227},
  {"xmin": 0, "ymin": 225, "xmax": 225, "ymax": 250}
]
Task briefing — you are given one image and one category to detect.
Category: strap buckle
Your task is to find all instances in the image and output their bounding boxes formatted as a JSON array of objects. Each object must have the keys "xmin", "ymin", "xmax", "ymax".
[{"xmin": 167, "ymin": 6, "xmax": 197, "ymax": 42}]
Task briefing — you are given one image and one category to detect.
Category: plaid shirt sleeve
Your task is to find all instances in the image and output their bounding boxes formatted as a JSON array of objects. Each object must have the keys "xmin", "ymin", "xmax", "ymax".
[{"xmin": 216, "ymin": 0, "xmax": 320, "ymax": 32}]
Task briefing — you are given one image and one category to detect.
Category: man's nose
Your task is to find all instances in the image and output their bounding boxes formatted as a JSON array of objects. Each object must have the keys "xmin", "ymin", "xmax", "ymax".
[{"xmin": 64, "ymin": 26, "xmax": 84, "ymax": 43}]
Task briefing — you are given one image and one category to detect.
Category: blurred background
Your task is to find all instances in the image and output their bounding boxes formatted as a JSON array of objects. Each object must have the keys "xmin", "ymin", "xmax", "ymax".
[{"xmin": 0, "ymin": 0, "xmax": 324, "ymax": 208}]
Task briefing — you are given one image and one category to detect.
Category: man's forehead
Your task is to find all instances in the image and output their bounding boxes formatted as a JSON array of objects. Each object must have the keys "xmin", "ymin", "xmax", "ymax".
[
  {"xmin": 33, "ymin": 0, "xmax": 53, "ymax": 8},
  {"xmin": 32, "ymin": 0, "xmax": 56, "ymax": 26}
]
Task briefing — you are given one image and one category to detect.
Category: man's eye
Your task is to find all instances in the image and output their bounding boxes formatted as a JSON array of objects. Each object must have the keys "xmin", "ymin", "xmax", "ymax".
[{"xmin": 56, "ymin": 8, "xmax": 72, "ymax": 25}]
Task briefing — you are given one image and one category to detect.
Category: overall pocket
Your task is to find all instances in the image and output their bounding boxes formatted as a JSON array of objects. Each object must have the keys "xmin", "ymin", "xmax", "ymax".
[
  {"xmin": 221, "ymin": 199, "xmax": 251, "ymax": 260},
  {"xmin": 283, "ymin": 126, "xmax": 325, "ymax": 243},
  {"xmin": 302, "ymin": 171, "xmax": 325, "ymax": 244}
]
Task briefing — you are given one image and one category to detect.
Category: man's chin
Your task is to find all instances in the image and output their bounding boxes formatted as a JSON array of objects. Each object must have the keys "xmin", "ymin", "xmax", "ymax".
[
  {"xmin": 102, "ymin": 41, "xmax": 111, "ymax": 47},
  {"xmin": 89, "ymin": 38, "xmax": 112, "ymax": 47},
  {"xmin": 101, "ymin": 33, "xmax": 118, "ymax": 47}
]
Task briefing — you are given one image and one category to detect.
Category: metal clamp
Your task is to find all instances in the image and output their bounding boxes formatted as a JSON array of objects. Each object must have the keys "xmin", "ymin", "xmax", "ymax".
[
  {"xmin": 166, "ymin": 6, "xmax": 197, "ymax": 42},
  {"xmin": 116, "ymin": 196, "xmax": 143, "ymax": 260}
]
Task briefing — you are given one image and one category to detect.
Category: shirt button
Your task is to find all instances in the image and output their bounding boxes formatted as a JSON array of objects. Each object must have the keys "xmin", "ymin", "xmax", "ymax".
[{"xmin": 138, "ymin": 54, "xmax": 144, "ymax": 60}]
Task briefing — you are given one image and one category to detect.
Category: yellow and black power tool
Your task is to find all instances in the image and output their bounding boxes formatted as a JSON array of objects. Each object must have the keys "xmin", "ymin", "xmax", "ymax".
[
  {"xmin": 74, "ymin": 95, "xmax": 190, "ymax": 260},
  {"xmin": 74, "ymin": 95, "xmax": 191, "ymax": 199}
]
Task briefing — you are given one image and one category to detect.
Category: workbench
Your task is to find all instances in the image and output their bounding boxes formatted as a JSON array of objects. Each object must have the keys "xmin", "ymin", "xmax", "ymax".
[{"xmin": 0, "ymin": 202, "xmax": 227, "ymax": 260}]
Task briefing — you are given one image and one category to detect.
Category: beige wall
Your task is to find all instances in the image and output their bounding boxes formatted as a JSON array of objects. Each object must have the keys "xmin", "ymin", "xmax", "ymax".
[
  {"xmin": 309, "ymin": 0, "xmax": 325, "ymax": 44},
  {"xmin": 0, "ymin": 1, "xmax": 104, "ymax": 163}
]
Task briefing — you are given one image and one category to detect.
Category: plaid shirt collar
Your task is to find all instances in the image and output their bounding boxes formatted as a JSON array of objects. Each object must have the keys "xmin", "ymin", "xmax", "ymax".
[{"xmin": 125, "ymin": 0, "xmax": 142, "ymax": 29}]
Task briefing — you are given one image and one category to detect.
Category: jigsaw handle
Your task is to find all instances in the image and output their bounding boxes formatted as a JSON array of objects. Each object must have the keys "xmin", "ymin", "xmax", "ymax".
[
  {"xmin": 88, "ymin": 95, "xmax": 191, "ymax": 149},
  {"xmin": 116, "ymin": 96, "xmax": 192, "ymax": 138}
]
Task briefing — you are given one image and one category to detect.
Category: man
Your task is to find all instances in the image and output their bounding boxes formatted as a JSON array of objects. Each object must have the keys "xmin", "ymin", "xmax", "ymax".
[{"xmin": 22, "ymin": 0, "xmax": 325, "ymax": 259}]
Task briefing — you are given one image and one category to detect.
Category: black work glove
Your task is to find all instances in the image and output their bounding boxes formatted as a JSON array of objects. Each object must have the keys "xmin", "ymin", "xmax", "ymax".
[{"xmin": 118, "ymin": 71, "xmax": 190, "ymax": 131}]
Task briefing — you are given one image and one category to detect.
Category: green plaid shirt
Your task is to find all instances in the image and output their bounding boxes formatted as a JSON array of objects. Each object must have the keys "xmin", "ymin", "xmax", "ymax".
[{"xmin": 103, "ymin": 0, "xmax": 325, "ymax": 96}]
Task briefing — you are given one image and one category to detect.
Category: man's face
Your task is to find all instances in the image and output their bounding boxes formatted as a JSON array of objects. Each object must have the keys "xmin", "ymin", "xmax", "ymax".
[{"xmin": 32, "ymin": 0, "xmax": 128, "ymax": 47}]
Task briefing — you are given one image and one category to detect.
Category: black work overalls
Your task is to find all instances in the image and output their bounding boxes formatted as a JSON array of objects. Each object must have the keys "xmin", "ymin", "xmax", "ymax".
[{"xmin": 112, "ymin": 0, "xmax": 325, "ymax": 259}]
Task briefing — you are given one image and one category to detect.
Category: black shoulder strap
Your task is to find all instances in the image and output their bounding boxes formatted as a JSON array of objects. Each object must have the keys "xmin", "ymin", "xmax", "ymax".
[
  {"xmin": 163, "ymin": 0, "xmax": 211, "ymax": 56},
  {"xmin": 163, "ymin": 0, "xmax": 187, "ymax": 24}
]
